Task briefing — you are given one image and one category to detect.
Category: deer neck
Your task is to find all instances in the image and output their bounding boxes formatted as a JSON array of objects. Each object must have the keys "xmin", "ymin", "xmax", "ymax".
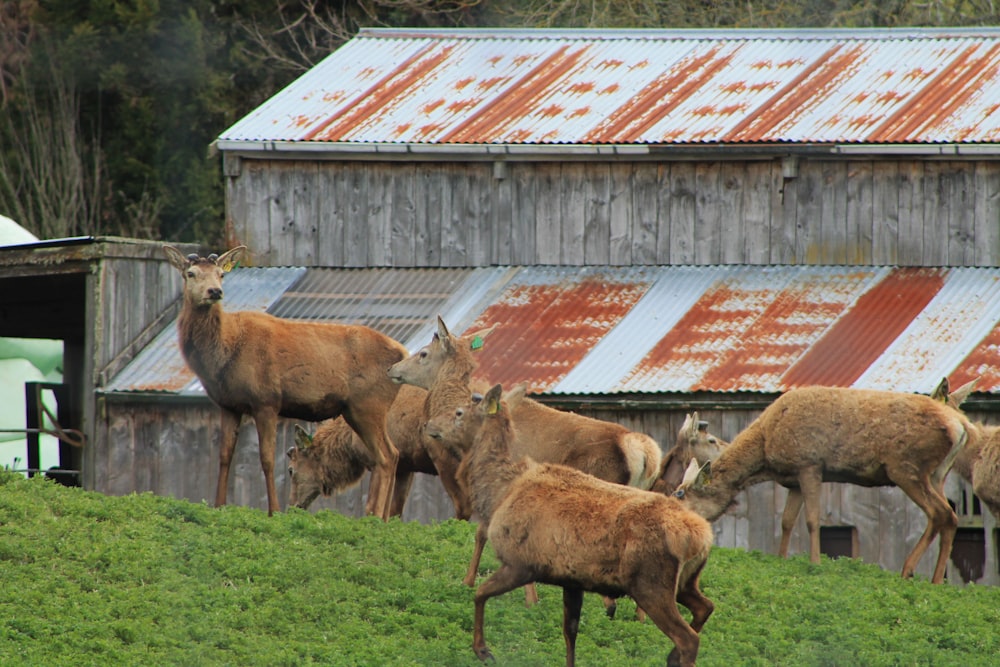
[
  {"xmin": 690, "ymin": 421, "xmax": 767, "ymax": 521},
  {"xmin": 177, "ymin": 300, "xmax": 229, "ymax": 379},
  {"xmin": 466, "ymin": 415, "xmax": 524, "ymax": 521}
]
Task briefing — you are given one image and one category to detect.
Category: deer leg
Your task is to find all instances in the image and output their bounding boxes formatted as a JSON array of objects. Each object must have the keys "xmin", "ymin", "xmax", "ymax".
[
  {"xmin": 632, "ymin": 582, "xmax": 700, "ymax": 667},
  {"xmin": 464, "ymin": 521, "xmax": 489, "ymax": 586},
  {"xmin": 428, "ymin": 447, "xmax": 472, "ymax": 520},
  {"xmin": 473, "ymin": 564, "xmax": 535, "ymax": 663},
  {"xmin": 388, "ymin": 470, "xmax": 414, "ymax": 518},
  {"xmin": 345, "ymin": 409, "xmax": 399, "ymax": 521},
  {"xmin": 779, "ymin": 486, "xmax": 804, "ymax": 558},
  {"xmin": 798, "ymin": 468, "xmax": 823, "ymax": 564},
  {"xmin": 252, "ymin": 408, "xmax": 281, "ymax": 516},
  {"xmin": 676, "ymin": 561, "xmax": 713, "ymax": 634},
  {"xmin": 215, "ymin": 409, "xmax": 242, "ymax": 508},
  {"xmin": 896, "ymin": 476, "xmax": 958, "ymax": 583},
  {"xmin": 562, "ymin": 587, "xmax": 584, "ymax": 667}
]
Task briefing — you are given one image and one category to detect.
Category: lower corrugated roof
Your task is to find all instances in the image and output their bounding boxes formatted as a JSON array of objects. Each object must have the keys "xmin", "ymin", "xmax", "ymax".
[{"xmin": 105, "ymin": 264, "xmax": 1000, "ymax": 397}]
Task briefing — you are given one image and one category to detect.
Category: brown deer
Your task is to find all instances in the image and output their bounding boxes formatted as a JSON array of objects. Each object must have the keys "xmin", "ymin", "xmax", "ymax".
[
  {"xmin": 163, "ymin": 245, "xmax": 407, "ymax": 519},
  {"xmin": 457, "ymin": 383, "xmax": 714, "ymax": 667},
  {"xmin": 652, "ymin": 413, "xmax": 729, "ymax": 496},
  {"xmin": 931, "ymin": 377, "xmax": 1000, "ymax": 520},
  {"xmin": 286, "ymin": 384, "xmax": 472, "ymax": 519},
  {"xmin": 673, "ymin": 386, "xmax": 971, "ymax": 584},
  {"xmin": 390, "ymin": 316, "xmax": 662, "ymax": 614}
]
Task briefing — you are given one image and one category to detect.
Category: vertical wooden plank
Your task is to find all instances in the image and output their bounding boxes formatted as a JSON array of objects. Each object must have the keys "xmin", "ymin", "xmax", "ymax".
[
  {"xmin": 897, "ymin": 161, "xmax": 923, "ymax": 266},
  {"xmin": 471, "ymin": 164, "xmax": 492, "ymax": 267},
  {"xmin": 269, "ymin": 162, "xmax": 297, "ymax": 265},
  {"xmin": 390, "ymin": 163, "xmax": 417, "ymax": 267},
  {"xmin": 492, "ymin": 162, "xmax": 513, "ymax": 265},
  {"xmin": 695, "ymin": 162, "xmax": 722, "ymax": 265},
  {"xmin": 224, "ymin": 161, "xmax": 249, "ymax": 249},
  {"xmin": 719, "ymin": 161, "xmax": 745, "ymax": 264},
  {"xmin": 632, "ymin": 163, "xmax": 658, "ymax": 265},
  {"xmin": 343, "ymin": 162, "xmax": 369, "ymax": 268},
  {"xmin": 949, "ymin": 161, "xmax": 976, "ymax": 266},
  {"xmin": 871, "ymin": 161, "xmax": 899, "ymax": 266},
  {"xmin": 608, "ymin": 163, "xmax": 632, "ymax": 265},
  {"xmin": 669, "ymin": 162, "xmax": 696, "ymax": 264},
  {"xmin": 317, "ymin": 162, "xmax": 347, "ymax": 267},
  {"xmin": 241, "ymin": 160, "xmax": 272, "ymax": 264},
  {"xmin": 416, "ymin": 163, "xmax": 441, "ymax": 267},
  {"xmin": 510, "ymin": 163, "xmax": 536, "ymax": 265},
  {"xmin": 772, "ymin": 160, "xmax": 797, "ymax": 264},
  {"xmin": 922, "ymin": 161, "xmax": 948, "ymax": 266},
  {"xmin": 535, "ymin": 164, "xmax": 562, "ymax": 265},
  {"xmin": 819, "ymin": 161, "xmax": 848, "ymax": 264},
  {"xmin": 654, "ymin": 164, "xmax": 672, "ymax": 263},
  {"xmin": 562, "ymin": 162, "xmax": 588, "ymax": 265},
  {"xmin": 366, "ymin": 164, "xmax": 391, "ymax": 266},
  {"xmin": 292, "ymin": 162, "xmax": 319, "ymax": 266},
  {"xmin": 841, "ymin": 485, "xmax": 880, "ymax": 563},
  {"xmin": 846, "ymin": 160, "xmax": 874, "ymax": 265},
  {"xmin": 441, "ymin": 165, "xmax": 466, "ymax": 267},
  {"xmin": 794, "ymin": 160, "xmax": 823, "ymax": 264},
  {"xmin": 974, "ymin": 161, "xmax": 1000, "ymax": 267},
  {"xmin": 743, "ymin": 162, "xmax": 772, "ymax": 265}
]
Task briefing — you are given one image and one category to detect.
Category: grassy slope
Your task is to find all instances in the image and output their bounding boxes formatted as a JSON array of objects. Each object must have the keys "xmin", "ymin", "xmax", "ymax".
[{"xmin": 0, "ymin": 474, "xmax": 998, "ymax": 666}]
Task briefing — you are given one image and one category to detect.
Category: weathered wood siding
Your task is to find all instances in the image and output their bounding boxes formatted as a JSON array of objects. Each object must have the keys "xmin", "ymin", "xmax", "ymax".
[{"xmin": 225, "ymin": 157, "xmax": 1000, "ymax": 269}]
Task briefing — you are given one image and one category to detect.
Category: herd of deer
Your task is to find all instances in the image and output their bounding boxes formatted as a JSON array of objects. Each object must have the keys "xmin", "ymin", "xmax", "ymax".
[{"xmin": 164, "ymin": 245, "xmax": 1000, "ymax": 667}]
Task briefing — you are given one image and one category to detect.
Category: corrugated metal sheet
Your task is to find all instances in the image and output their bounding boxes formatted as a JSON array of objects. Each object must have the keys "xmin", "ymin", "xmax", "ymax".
[
  {"xmin": 106, "ymin": 265, "xmax": 1000, "ymax": 398},
  {"xmin": 217, "ymin": 28, "xmax": 1000, "ymax": 148}
]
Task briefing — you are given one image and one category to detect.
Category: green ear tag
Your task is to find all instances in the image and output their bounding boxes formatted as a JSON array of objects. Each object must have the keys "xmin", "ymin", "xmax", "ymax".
[{"xmin": 470, "ymin": 335, "xmax": 484, "ymax": 350}]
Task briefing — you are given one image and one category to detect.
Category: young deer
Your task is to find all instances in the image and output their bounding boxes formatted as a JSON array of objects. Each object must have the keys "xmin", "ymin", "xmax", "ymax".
[
  {"xmin": 674, "ymin": 386, "xmax": 971, "ymax": 583},
  {"xmin": 163, "ymin": 245, "xmax": 407, "ymax": 518},
  {"xmin": 456, "ymin": 384, "xmax": 714, "ymax": 667}
]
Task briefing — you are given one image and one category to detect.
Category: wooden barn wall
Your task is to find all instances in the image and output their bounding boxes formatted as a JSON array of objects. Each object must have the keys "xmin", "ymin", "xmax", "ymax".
[
  {"xmin": 224, "ymin": 157, "xmax": 1000, "ymax": 269},
  {"xmin": 99, "ymin": 398, "xmax": 999, "ymax": 585}
]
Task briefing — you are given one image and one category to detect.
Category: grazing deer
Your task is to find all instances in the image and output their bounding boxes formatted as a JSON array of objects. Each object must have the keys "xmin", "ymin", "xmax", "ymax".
[
  {"xmin": 674, "ymin": 386, "xmax": 971, "ymax": 584},
  {"xmin": 163, "ymin": 245, "xmax": 407, "ymax": 519},
  {"xmin": 390, "ymin": 316, "xmax": 662, "ymax": 615},
  {"xmin": 458, "ymin": 384, "xmax": 714, "ymax": 667},
  {"xmin": 286, "ymin": 384, "xmax": 472, "ymax": 519}
]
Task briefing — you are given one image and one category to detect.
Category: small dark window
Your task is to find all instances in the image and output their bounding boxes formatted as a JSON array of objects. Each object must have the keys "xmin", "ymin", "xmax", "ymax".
[
  {"xmin": 950, "ymin": 527, "xmax": 985, "ymax": 583},
  {"xmin": 819, "ymin": 526, "xmax": 857, "ymax": 560}
]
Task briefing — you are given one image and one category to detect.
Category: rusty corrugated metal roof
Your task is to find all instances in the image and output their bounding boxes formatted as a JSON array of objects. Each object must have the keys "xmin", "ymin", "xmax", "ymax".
[
  {"xmin": 105, "ymin": 265, "xmax": 1000, "ymax": 399},
  {"xmin": 217, "ymin": 27, "xmax": 1000, "ymax": 151}
]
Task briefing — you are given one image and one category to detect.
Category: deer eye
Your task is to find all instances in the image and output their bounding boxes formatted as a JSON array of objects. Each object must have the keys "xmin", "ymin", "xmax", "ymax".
[
  {"xmin": 186, "ymin": 270, "xmax": 195, "ymax": 278},
  {"xmin": 673, "ymin": 489, "xmax": 685, "ymax": 499},
  {"xmin": 455, "ymin": 408, "xmax": 465, "ymax": 418}
]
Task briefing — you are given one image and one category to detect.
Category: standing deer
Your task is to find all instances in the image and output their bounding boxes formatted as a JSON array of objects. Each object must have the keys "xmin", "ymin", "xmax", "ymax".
[
  {"xmin": 673, "ymin": 386, "xmax": 971, "ymax": 584},
  {"xmin": 389, "ymin": 316, "xmax": 662, "ymax": 614},
  {"xmin": 652, "ymin": 413, "xmax": 729, "ymax": 496},
  {"xmin": 457, "ymin": 383, "xmax": 714, "ymax": 667},
  {"xmin": 163, "ymin": 245, "xmax": 407, "ymax": 518}
]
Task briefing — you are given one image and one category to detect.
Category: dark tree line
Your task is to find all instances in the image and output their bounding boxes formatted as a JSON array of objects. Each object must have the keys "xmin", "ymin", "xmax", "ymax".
[{"xmin": 0, "ymin": 0, "xmax": 996, "ymax": 245}]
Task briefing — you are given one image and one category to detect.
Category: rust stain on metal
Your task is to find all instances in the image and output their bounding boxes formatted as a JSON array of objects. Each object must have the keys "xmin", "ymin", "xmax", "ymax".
[
  {"xmin": 950, "ymin": 322, "xmax": 1000, "ymax": 392},
  {"xmin": 417, "ymin": 123, "xmax": 446, "ymax": 139},
  {"xmin": 538, "ymin": 104, "xmax": 565, "ymax": 118},
  {"xmin": 782, "ymin": 268, "xmax": 945, "ymax": 388},
  {"xmin": 477, "ymin": 76, "xmax": 509, "ymax": 91},
  {"xmin": 292, "ymin": 115, "xmax": 314, "ymax": 128},
  {"xmin": 488, "ymin": 55, "xmax": 504, "ymax": 66},
  {"xmin": 724, "ymin": 44, "xmax": 863, "ymax": 142},
  {"xmin": 305, "ymin": 44, "xmax": 454, "ymax": 141},
  {"xmin": 568, "ymin": 106, "xmax": 590, "ymax": 119},
  {"xmin": 393, "ymin": 123, "xmax": 412, "ymax": 137},
  {"xmin": 870, "ymin": 43, "xmax": 1000, "ymax": 142},
  {"xmin": 630, "ymin": 59, "xmax": 650, "ymax": 70},
  {"xmin": 583, "ymin": 45, "xmax": 735, "ymax": 143},
  {"xmin": 440, "ymin": 45, "xmax": 592, "ymax": 143},
  {"xmin": 455, "ymin": 76, "xmax": 476, "ymax": 90},
  {"xmin": 422, "ymin": 99, "xmax": 446, "ymax": 114},
  {"xmin": 464, "ymin": 279, "xmax": 649, "ymax": 393},
  {"xmin": 448, "ymin": 99, "xmax": 482, "ymax": 114},
  {"xmin": 599, "ymin": 83, "xmax": 620, "ymax": 95},
  {"xmin": 513, "ymin": 54, "xmax": 535, "ymax": 66},
  {"xmin": 322, "ymin": 91, "xmax": 346, "ymax": 103},
  {"xmin": 568, "ymin": 81, "xmax": 596, "ymax": 94},
  {"xmin": 599, "ymin": 58, "xmax": 624, "ymax": 69},
  {"xmin": 778, "ymin": 58, "xmax": 806, "ymax": 68}
]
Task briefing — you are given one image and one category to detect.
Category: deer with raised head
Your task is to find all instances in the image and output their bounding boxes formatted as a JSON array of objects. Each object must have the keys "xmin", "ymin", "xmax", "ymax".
[
  {"xmin": 286, "ymin": 384, "xmax": 472, "ymax": 519},
  {"xmin": 673, "ymin": 385, "xmax": 971, "ymax": 584},
  {"xmin": 652, "ymin": 413, "xmax": 729, "ymax": 496},
  {"xmin": 389, "ymin": 316, "xmax": 662, "ymax": 614},
  {"xmin": 163, "ymin": 245, "xmax": 407, "ymax": 519},
  {"xmin": 452, "ymin": 383, "xmax": 714, "ymax": 667}
]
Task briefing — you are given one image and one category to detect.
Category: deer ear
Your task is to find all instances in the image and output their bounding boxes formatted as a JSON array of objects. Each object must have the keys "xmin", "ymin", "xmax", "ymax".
[
  {"xmin": 163, "ymin": 245, "xmax": 190, "ymax": 270},
  {"xmin": 930, "ymin": 377, "xmax": 950, "ymax": 403},
  {"xmin": 503, "ymin": 382, "xmax": 528, "ymax": 409},
  {"xmin": 949, "ymin": 378, "xmax": 979, "ymax": 409},
  {"xmin": 216, "ymin": 246, "xmax": 247, "ymax": 272},
  {"xmin": 466, "ymin": 323, "xmax": 497, "ymax": 352},
  {"xmin": 484, "ymin": 384, "xmax": 503, "ymax": 414},
  {"xmin": 294, "ymin": 424, "xmax": 312, "ymax": 451}
]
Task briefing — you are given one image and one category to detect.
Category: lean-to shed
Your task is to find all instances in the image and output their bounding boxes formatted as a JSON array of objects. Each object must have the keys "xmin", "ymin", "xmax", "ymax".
[{"xmin": 102, "ymin": 27, "xmax": 1000, "ymax": 584}]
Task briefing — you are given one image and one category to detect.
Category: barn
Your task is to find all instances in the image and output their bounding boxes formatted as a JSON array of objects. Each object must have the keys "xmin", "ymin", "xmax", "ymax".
[{"xmin": 73, "ymin": 27, "xmax": 1000, "ymax": 585}]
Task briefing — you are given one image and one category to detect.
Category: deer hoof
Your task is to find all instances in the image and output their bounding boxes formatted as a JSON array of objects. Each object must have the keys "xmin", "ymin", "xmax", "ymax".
[{"xmin": 474, "ymin": 646, "xmax": 495, "ymax": 663}]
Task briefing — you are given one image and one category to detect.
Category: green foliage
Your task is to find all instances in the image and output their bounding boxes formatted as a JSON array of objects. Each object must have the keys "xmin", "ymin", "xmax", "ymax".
[{"xmin": 0, "ymin": 476, "xmax": 998, "ymax": 666}]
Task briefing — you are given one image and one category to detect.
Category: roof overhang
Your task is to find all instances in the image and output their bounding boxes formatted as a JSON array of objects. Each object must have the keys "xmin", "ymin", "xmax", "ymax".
[{"xmin": 214, "ymin": 140, "xmax": 1000, "ymax": 162}]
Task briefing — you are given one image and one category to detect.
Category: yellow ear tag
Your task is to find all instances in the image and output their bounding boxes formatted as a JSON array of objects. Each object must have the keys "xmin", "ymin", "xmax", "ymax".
[
  {"xmin": 222, "ymin": 261, "xmax": 236, "ymax": 272},
  {"xmin": 486, "ymin": 400, "xmax": 499, "ymax": 415}
]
